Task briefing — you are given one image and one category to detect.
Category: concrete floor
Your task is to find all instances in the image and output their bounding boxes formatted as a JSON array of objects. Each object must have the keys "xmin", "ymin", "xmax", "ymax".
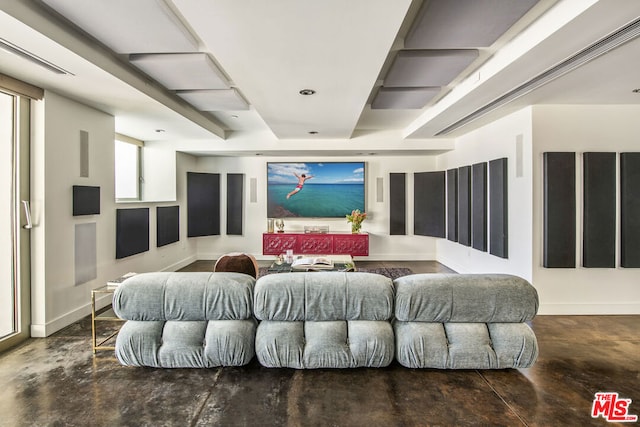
[{"xmin": 0, "ymin": 262, "xmax": 638, "ymax": 426}]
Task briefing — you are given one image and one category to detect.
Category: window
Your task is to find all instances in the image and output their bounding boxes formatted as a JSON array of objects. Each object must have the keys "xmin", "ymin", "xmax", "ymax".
[{"xmin": 115, "ymin": 134, "xmax": 143, "ymax": 201}]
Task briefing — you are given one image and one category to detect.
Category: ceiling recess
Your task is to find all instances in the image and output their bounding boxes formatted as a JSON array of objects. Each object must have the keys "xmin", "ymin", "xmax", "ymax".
[{"xmin": 437, "ymin": 16, "xmax": 640, "ymax": 135}]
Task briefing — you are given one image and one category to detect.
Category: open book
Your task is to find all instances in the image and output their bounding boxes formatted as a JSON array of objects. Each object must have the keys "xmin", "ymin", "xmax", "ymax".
[{"xmin": 291, "ymin": 257, "xmax": 334, "ymax": 269}]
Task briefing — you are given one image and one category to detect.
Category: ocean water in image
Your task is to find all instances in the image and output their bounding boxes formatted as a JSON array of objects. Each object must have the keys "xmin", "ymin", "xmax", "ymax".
[{"xmin": 267, "ymin": 183, "xmax": 364, "ymax": 217}]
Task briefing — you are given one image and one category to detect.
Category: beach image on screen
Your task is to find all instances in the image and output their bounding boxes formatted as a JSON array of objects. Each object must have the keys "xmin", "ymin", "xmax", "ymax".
[{"xmin": 267, "ymin": 162, "xmax": 365, "ymax": 218}]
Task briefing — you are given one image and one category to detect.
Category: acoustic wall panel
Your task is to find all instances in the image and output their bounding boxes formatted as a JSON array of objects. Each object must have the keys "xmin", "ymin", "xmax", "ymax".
[
  {"xmin": 583, "ymin": 152, "xmax": 616, "ymax": 268},
  {"xmin": 187, "ymin": 172, "xmax": 220, "ymax": 237},
  {"xmin": 472, "ymin": 162, "xmax": 487, "ymax": 252},
  {"xmin": 543, "ymin": 152, "xmax": 576, "ymax": 268},
  {"xmin": 489, "ymin": 158, "xmax": 508, "ymax": 258},
  {"xmin": 447, "ymin": 169, "xmax": 458, "ymax": 242},
  {"xmin": 116, "ymin": 208, "xmax": 149, "ymax": 259},
  {"xmin": 74, "ymin": 222, "xmax": 96, "ymax": 285},
  {"xmin": 227, "ymin": 173, "xmax": 244, "ymax": 235},
  {"xmin": 390, "ymin": 173, "xmax": 406, "ymax": 235},
  {"xmin": 414, "ymin": 171, "xmax": 445, "ymax": 237},
  {"xmin": 73, "ymin": 185, "xmax": 100, "ymax": 216},
  {"xmin": 621, "ymin": 152, "xmax": 640, "ymax": 268},
  {"xmin": 457, "ymin": 166, "xmax": 471, "ymax": 246},
  {"xmin": 157, "ymin": 205, "xmax": 179, "ymax": 247}
]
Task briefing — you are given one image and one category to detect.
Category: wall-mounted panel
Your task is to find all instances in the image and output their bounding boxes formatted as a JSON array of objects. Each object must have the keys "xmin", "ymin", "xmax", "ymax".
[
  {"xmin": 157, "ymin": 205, "xmax": 179, "ymax": 247},
  {"xmin": 72, "ymin": 185, "xmax": 100, "ymax": 216},
  {"xmin": 187, "ymin": 172, "xmax": 220, "ymax": 237},
  {"xmin": 116, "ymin": 208, "xmax": 149, "ymax": 259},
  {"xmin": 543, "ymin": 152, "xmax": 576, "ymax": 268},
  {"xmin": 414, "ymin": 171, "xmax": 445, "ymax": 237},
  {"xmin": 457, "ymin": 166, "xmax": 471, "ymax": 246},
  {"xmin": 74, "ymin": 222, "xmax": 96, "ymax": 285},
  {"xmin": 227, "ymin": 173, "xmax": 244, "ymax": 235},
  {"xmin": 390, "ymin": 173, "xmax": 406, "ymax": 235},
  {"xmin": 621, "ymin": 152, "xmax": 640, "ymax": 268},
  {"xmin": 446, "ymin": 169, "xmax": 458, "ymax": 242},
  {"xmin": 472, "ymin": 162, "xmax": 487, "ymax": 252},
  {"xmin": 489, "ymin": 158, "xmax": 508, "ymax": 258},
  {"xmin": 583, "ymin": 152, "xmax": 616, "ymax": 268}
]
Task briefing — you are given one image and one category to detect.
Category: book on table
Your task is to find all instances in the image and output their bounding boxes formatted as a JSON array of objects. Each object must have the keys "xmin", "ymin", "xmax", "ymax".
[
  {"xmin": 107, "ymin": 272, "xmax": 137, "ymax": 287},
  {"xmin": 291, "ymin": 257, "xmax": 334, "ymax": 269}
]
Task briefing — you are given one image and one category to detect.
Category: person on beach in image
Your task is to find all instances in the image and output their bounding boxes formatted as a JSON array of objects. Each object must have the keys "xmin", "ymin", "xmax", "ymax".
[{"xmin": 286, "ymin": 172, "xmax": 314, "ymax": 199}]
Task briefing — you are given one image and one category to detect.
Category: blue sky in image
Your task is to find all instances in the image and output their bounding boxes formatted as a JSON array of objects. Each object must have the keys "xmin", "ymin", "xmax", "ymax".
[{"xmin": 268, "ymin": 162, "xmax": 365, "ymax": 184}]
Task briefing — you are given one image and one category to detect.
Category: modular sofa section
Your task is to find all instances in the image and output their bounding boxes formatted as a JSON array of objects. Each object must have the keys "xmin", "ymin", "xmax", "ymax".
[
  {"xmin": 254, "ymin": 272, "xmax": 395, "ymax": 369},
  {"xmin": 113, "ymin": 272, "xmax": 256, "ymax": 368},
  {"xmin": 394, "ymin": 274, "xmax": 539, "ymax": 369}
]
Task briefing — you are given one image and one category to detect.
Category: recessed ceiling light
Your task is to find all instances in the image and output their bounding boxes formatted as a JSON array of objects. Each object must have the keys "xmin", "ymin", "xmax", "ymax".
[
  {"xmin": 299, "ymin": 89, "xmax": 316, "ymax": 96},
  {"xmin": 155, "ymin": 129, "xmax": 165, "ymax": 133},
  {"xmin": 632, "ymin": 88, "xmax": 640, "ymax": 93},
  {"xmin": 230, "ymin": 114, "xmax": 239, "ymax": 118},
  {"xmin": 308, "ymin": 131, "xmax": 318, "ymax": 135}
]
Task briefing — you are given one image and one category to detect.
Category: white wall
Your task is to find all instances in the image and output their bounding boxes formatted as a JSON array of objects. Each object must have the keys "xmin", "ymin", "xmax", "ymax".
[
  {"xmin": 532, "ymin": 105, "xmax": 640, "ymax": 314},
  {"xmin": 192, "ymin": 155, "xmax": 441, "ymax": 261},
  {"xmin": 435, "ymin": 108, "xmax": 534, "ymax": 280},
  {"xmin": 30, "ymin": 92, "xmax": 198, "ymax": 337}
]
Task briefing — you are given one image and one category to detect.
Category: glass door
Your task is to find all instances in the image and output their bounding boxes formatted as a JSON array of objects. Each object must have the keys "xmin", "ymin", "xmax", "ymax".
[{"xmin": 0, "ymin": 90, "xmax": 30, "ymax": 351}]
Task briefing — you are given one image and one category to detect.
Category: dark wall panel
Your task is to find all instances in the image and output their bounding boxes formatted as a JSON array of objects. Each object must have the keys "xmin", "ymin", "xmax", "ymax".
[
  {"xmin": 414, "ymin": 171, "xmax": 445, "ymax": 237},
  {"xmin": 583, "ymin": 152, "xmax": 616, "ymax": 268},
  {"xmin": 390, "ymin": 173, "xmax": 406, "ymax": 235},
  {"xmin": 489, "ymin": 158, "xmax": 508, "ymax": 258},
  {"xmin": 157, "ymin": 205, "xmax": 179, "ymax": 247},
  {"xmin": 187, "ymin": 172, "xmax": 220, "ymax": 237},
  {"xmin": 73, "ymin": 185, "xmax": 100, "ymax": 216},
  {"xmin": 472, "ymin": 162, "xmax": 488, "ymax": 252},
  {"xmin": 543, "ymin": 152, "xmax": 576, "ymax": 268},
  {"xmin": 447, "ymin": 169, "xmax": 458, "ymax": 242},
  {"xmin": 227, "ymin": 173, "xmax": 244, "ymax": 235},
  {"xmin": 116, "ymin": 208, "xmax": 149, "ymax": 259},
  {"xmin": 621, "ymin": 152, "xmax": 640, "ymax": 268},
  {"xmin": 457, "ymin": 166, "xmax": 471, "ymax": 246}
]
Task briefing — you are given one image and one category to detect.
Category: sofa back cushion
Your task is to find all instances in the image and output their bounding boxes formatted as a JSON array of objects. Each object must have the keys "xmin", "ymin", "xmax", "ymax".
[
  {"xmin": 254, "ymin": 272, "xmax": 393, "ymax": 321},
  {"xmin": 113, "ymin": 272, "xmax": 255, "ymax": 321},
  {"xmin": 394, "ymin": 274, "xmax": 538, "ymax": 323}
]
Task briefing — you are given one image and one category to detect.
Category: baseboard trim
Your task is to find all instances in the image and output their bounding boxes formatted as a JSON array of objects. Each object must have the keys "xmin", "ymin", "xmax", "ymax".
[
  {"xmin": 538, "ymin": 303, "xmax": 640, "ymax": 315},
  {"xmin": 161, "ymin": 255, "xmax": 198, "ymax": 272},
  {"xmin": 31, "ymin": 300, "xmax": 95, "ymax": 338}
]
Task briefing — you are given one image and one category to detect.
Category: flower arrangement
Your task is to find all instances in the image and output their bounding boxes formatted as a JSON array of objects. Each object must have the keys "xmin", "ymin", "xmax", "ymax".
[{"xmin": 346, "ymin": 209, "xmax": 367, "ymax": 234}]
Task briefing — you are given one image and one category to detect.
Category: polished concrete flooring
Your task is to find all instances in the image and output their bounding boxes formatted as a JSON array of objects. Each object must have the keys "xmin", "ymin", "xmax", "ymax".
[{"xmin": 0, "ymin": 261, "xmax": 638, "ymax": 426}]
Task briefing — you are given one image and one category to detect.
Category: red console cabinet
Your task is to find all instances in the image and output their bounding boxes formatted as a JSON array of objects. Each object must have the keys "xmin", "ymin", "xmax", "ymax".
[{"xmin": 263, "ymin": 232, "xmax": 368, "ymax": 256}]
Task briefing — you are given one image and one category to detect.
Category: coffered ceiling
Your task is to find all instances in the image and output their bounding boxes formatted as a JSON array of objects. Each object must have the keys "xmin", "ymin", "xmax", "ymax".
[{"xmin": 0, "ymin": 0, "xmax": 639, "ymax": 153}]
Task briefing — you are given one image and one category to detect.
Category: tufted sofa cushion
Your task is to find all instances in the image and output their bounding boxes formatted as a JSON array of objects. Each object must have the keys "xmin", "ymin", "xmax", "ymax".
[
  {"xmin": 254, "ymin": 272, "xmax": 395, "ymax": 369},
  {"xmin": 394, "ymin": 273, "xmax": 538, "ymax": 323},
  {"xmin": 254, "ymin": 271, "xmax": 394, "ymax": 321},
  {"xmin": 113, "ymin": 272, "xmax": 256, "ymax": 368},
  {"xmin": 393, "ymin": 274, "xmax": 539, "ymax": 369}
]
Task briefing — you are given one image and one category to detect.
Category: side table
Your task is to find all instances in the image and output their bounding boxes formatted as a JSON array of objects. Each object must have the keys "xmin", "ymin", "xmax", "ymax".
[{"xmin": 91, "ymin": 285, "xmax": 124, "ymax": 354}]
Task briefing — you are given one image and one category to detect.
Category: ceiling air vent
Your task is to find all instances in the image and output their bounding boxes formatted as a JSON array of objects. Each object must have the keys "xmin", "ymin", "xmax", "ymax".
[{"xmin": 0, "ymin": 37, "xmax": 73, "ymax": 75}]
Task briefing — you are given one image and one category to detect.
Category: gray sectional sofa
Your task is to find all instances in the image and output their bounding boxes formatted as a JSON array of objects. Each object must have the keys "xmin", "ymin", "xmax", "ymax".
[{"xmin": 112, "ymin": 271, "xmax": 539, "ymax": 370}]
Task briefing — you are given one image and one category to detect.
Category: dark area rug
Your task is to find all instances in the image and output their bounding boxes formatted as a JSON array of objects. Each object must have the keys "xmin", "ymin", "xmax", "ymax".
[{"xmin": 258, "ymin": 267, "xmax": 413, "ymax": 280}]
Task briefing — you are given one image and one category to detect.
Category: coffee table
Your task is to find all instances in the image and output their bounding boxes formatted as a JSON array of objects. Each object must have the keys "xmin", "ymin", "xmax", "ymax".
[{"xmin": 268, "ymin": 254, "xmax": 356, "ymax": 273}]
